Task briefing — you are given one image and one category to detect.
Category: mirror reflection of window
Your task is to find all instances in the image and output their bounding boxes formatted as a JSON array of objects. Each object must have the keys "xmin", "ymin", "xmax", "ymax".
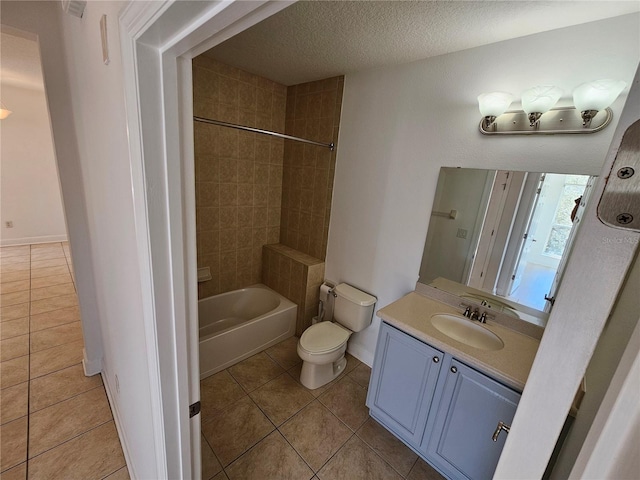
[{"xmin": 543, "ymin": 175, "xmax": 589, "ymax": 257}]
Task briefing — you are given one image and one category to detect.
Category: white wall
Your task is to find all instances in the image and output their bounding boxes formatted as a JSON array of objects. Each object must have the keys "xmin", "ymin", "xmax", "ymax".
[
  {"xmin": 0, "ymin": 83, "xmax": 67, "ymax": 245},
  {"xmin": 1, "ymin": 2, "xmax": 161, "ymax": 478},
  {"xmin": 327, "ymin": 13, "xmax": 640, "ymax": 365}
]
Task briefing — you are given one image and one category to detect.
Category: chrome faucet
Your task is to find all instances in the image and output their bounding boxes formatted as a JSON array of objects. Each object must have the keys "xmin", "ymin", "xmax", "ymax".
[
  {"xmin": 470, "ymin": 309, "xmax": 480, "ymax": 321},
  {"xmin": 463, "ymin": 306, "xmax": 472, "ymax": 318},
  {"xmin": 479, "ymin": 312, "xmax": 487, "ymax": 324}
]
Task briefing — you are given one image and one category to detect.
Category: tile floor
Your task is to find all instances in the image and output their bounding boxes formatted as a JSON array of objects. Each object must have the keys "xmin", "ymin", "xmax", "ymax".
[
  {"xmin": 200, "ymin": 337, "xmax": 445, "ymax": 480},
  {"xmin": 0, "ymin": 243, "xmax": 128, "ymax": 480}
]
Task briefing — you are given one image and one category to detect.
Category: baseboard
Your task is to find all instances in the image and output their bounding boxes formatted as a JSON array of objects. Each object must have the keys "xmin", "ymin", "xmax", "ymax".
[
  {"xmin": 0, "ymin": 234, "xmax": 68, "ymax": 246},
  {"xmin": 102, "ymin": 364, "xmax": 137, "ymax": 480},
  {"xmin": 347, "ymin": 342, "xmax": 373, "ymax": 367},
  {"xmin": 82, "ymin": 348, "xmax": 103, "ymax": 376}
]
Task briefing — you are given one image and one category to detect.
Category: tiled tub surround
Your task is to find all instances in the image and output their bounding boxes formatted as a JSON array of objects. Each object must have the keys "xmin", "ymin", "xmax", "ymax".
[
  {"xmin": 0, "ymin": 243, "xmax": 128, "ymax": 480},
  {"xmin": 280, "ymin": 77, "xmax": 344, "ymax": 260},
  {"xmin": 262, "ymin": 244, "xmax": 324, "ymax": 336},
  {"xmin": 193, "ymin": 56, "xmax": 288, "ymax": 299},
  {"xmin": 199, "ymin": 336, "xmax": 444, "ymax": 480}
]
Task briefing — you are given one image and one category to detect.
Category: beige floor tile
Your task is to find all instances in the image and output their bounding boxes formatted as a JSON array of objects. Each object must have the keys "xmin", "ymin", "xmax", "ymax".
[
  {"xmin": 0, "ymin": 292, "xmax": 29, "ymax": 308},
  {"xmin": 318, "ymin": 376, "xmax": 369, "ymax": 431},
  {"xmin": 200, "ymin": 371, "xmax": 246, "ymax": 420},
  {"xmin": 0, "ymin": 382, "xmax": 28, "ymax": 425},
  {"xmin": 29, "ymin": 364, "xmax": 103, "ymax": 413},
  {"xmin": 265, "ymin": 336, "xmax": 301, "ymax": 369},
  {"xmin": 30, "ymin": 306, "xmax": 80, "ymax": 332},
  {"xmin": 212, "ymin": 472, "xmax": 229, "ymax": 480},
  {"xmin": 30, "ymin": 294, "xmax": 78, "ymax": 316},
  {"xmin": 0, "ymin": 281, "xmax": 30, "ymax": 295},
  {"xmin": 202, "ymin": 434, "xmax": 223, "ymax": 480},
  {"xmin": 29, "ymin": 339, "xmax": 83, "ymax": 379},
  {"xmin": 407, "ymin": 458, "xmax": 445, "ymax": 480},
  {"xmin": 103, "ymin": 466, "xmax": 131, "ymax": 480},
  {"xmin": 356, "ymin": 418, "xmax": 418, "ymax": 477},
  {"xmin": 250, "ymin": 373, "xmax": 314, "ymax": 426},
  {"xmin": 30, "ymin": 257, "xmax": 67, "ymax": 270},
  {"xmin": 29, "ymin": 250, "xmax": 65, "ymax": 262},
  {"xmin": 30, "ymin": 266, "xmax": 69, "ymax": 279},
  {"xmin": 0, "ymin": 304, "xmax": 29, "ymax": 323},
  {"xmin": 0, "ymin": 256, "xmax": 30, "ymax": 267},
  {"xmin": 0, "ymin": 461, "xmax": 26, "ymax": 480},
  {"xmin": 228, "ymin": 352, "xmax": 284, "ymax": 393},
  {"xmin": 0, "ymin": 272, "xmax": 29, "ymax": 285},
  {"xmin": 29, "ymin": 274, "xmax": 72, "ymax": 290},
  {"xmin": 0, "ymin": 336, "xmax": 29, "ymax": 362},
  {"xmin": 0, "ymin": 416, "xmax": 28, "ymax": 472},
  {"xmin": 30, "ymin": 321, "xmax": 83, "ymax": 353},
  {"xmin": 30, "ymin": 243, "xmax": 62, "ymax": 250},
  {"xmin": 0, "ymin": 318, "xmax": 29, "ymax": 341},
  {"xmin": 202, "ymin": 395, "xmax": 274, "ymax": 467},
  {"xmin": 27, "ymin": 421, "xmax": 125, "ymax": 480},
  {"xmin": 317, "ymin": 435, "xmax": 402, "ymax": 480},
  {"xmin": 226, "ymin": 431, "xmax": 313, "ymax": 480},
  {"xmin": 0, "ymin": 246, "xmax": 30, "ymax": 258},
  {"xmin": 280, "ymin": 400, "xmax": 352, "ymax": 471},
  {"xmin": 30, "ymin": 284, "xmax": 75, "ymax": 302},
  {"xmin": 0, "ymin": 356, "xmax": 29, "ymax": 389},
  {"xmin": 29, "ymin": 386, "xmax": 112, "ymax": 458},
  {"xmin": 0, "ymin": 264, "xmax": 30, "ymax": 275}
]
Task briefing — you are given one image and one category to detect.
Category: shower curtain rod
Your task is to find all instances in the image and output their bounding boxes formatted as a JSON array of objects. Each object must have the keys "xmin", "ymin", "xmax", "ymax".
[{"xmin": 194, "ymin": 116, "xmax": 335, "ymax": 151}]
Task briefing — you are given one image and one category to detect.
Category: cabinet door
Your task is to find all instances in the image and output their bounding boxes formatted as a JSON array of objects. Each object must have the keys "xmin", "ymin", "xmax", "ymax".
[
  {"xmin": 422, "ymin": 359, "xmax": 520, "ymax": 480},
  {"xmin": 366, "ymin": 322, "xmax": 443, "ymax": 448}
]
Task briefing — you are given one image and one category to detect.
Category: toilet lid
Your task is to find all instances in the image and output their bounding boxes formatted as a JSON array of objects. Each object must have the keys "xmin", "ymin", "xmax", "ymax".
[{"xmin": 300, "ymin": 322, "xmax": 350, "ymax": 353}]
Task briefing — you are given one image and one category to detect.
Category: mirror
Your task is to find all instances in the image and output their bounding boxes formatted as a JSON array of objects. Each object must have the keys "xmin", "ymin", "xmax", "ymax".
[{"xmin": 419, "ymin": 167, "xmax": 595, "ymax": 327}]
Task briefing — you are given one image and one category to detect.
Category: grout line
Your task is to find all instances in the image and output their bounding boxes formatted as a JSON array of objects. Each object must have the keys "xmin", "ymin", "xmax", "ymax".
[
  {"xmin": 28, "ymin": 383, "xmax": 105, "ymax": 416},
  {"xmin": 26, "ymin": 247, "xmax": 32, "ymax": 480},
  {"xmin": 28, "ymin": 358, "xmax": 84, "ymax": 381}
]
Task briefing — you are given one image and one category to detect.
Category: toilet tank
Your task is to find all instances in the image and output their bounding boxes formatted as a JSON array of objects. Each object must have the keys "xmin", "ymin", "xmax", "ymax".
[{"xmin": 333, "ymin": 283, "xmax": 376, "ymax": 332}]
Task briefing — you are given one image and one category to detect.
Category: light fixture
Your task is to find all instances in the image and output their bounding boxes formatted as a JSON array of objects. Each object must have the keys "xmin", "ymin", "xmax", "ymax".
[
  {"xmin": 573, "ymin": 79, "xmax": 627, "ymax": 127},
  {"xmin": 478, "ymin": 79, "xmax": 626, "ymax": 135},
  {"xmin": 478, "ymin": 92, "xmax": 513, "ymax": 130},
  {"xmin": 521, "ymin": 85, "xmax": 563, "ymax": 127},
  {"xmin": 0, "ymin": 102, "xmax": 12, "ymax": 120}
]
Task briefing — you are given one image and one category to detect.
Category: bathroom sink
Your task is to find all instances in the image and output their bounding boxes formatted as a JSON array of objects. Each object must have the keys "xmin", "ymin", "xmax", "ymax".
[{"xmin": 430, "ymin": 314, "xmax": 504, "ymax": 351}]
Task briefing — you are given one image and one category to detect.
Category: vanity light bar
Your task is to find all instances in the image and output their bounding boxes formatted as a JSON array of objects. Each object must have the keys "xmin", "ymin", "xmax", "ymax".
[{"xmin": 479, "ymin": 106, "xmax": 613, "ymax": 136}]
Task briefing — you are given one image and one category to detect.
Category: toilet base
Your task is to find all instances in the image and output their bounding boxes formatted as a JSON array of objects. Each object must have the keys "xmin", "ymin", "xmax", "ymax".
[{"xmin": 300, "ymin": 355, "xmax": 347, "ymax": 390}]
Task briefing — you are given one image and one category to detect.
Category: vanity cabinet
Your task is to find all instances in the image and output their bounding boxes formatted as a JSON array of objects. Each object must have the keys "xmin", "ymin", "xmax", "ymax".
[
  {"xmin": 420, "ymin": 358, "xmax": 520, "ymax": 480},
  {"xmin": 366, "ymin": 322, "xmax": 443, "ymax": 448},
  {"xmin": 368, "ymin": 322, "xmax": 521, "ymax": 480}
]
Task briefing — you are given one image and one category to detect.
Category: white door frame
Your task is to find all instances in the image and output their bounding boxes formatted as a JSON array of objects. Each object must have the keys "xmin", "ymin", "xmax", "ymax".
[
  {"xmin": 117, "ymin": 0, "xmax": 640, "ymax": 477},
  {"xmin": 117, "ymin": 1, "xmax": 294, "ymax": 477}
]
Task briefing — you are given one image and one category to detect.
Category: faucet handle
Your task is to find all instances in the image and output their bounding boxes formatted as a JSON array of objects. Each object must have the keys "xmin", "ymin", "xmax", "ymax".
[{"xmin": 463, "ymin": 306, "xmax": 472, "ymax": 318}]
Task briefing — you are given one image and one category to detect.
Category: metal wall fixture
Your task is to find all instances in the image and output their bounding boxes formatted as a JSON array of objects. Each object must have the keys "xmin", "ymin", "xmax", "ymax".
[{"xmin": 478, "ymin": 79, "xmax": 626, "ymax": 135}]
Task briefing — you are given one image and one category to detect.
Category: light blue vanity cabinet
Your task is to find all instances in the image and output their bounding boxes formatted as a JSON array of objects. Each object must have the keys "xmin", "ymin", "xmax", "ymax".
[
  {"xmin": 420, "ymin": 358, "xmax": 520, "ymax": 480},
  {"xmin": 366, "ymin": 322, "xmax": 444, "ymax": 448},
  {"xmin": 368, "ymin": 322, "xmax": 521, "ymax": 480}
]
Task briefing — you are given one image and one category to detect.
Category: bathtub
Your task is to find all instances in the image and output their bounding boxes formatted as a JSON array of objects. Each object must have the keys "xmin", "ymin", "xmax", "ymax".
[{"xmin": 199, "ymin": 284, "xmax": 297, "ymax": 379}]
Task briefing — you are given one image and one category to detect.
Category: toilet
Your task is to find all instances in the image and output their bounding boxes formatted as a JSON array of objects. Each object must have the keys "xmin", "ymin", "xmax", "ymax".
[{"xmin": 298, "ymin": 283, "xmax": 376, "ymax": 389}]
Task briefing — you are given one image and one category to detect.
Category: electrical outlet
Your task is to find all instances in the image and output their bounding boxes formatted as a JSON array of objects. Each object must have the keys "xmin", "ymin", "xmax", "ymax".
[
  {"xmin": 456, "ymin": 228, "xmax": 468, "ymax": 239},
  {"xmin": 5, "ymin": 221, "xmax": 13, "ymax": 228}
]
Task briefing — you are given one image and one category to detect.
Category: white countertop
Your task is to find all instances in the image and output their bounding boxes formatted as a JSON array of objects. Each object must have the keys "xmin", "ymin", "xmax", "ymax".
[{"xmin": 377, "ymin": 292, "xmax": 540, "ymax": 392}]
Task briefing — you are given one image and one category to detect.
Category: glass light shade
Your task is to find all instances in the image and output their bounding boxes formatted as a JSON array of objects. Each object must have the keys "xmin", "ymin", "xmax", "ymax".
[
  {"xmin": 0, "ymin": 102, "xmax": 12, "ymax": 120},
  {"xmin": 478, "ymin": 92, "xmax": 513, "ymax": 117},
  {"xmin": 521, "ymin": 85, "xmax": 563, "ymax": 114},
  {"xmin": 572, "ymin": 79, "xmax": 626, "ymax": 112}
]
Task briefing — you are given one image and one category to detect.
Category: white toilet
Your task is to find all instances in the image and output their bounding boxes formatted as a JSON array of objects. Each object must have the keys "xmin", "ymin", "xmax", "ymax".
[{"xmin": 297, "ymin": 283, "xmax": 376, "ymax": 389}]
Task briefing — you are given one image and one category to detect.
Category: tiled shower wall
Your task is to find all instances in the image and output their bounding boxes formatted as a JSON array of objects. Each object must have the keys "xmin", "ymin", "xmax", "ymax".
[
  {"xmin": 262, "ymin": 244, "xmax": 325, "ymax": 336},
  {"xmin": 280, "ymin": 77, "xmax": 344, "ymax": 260},
  {"xmin": 193, "ymin": 57, "xmax": 287, "ymax": 298}
]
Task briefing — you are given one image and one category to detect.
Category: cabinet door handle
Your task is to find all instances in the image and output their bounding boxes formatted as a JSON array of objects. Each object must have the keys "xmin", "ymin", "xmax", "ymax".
[
  {"xmin": 432, "ymin": 356, "xmax": 440, "ymax": 363},
  {"xmin": 492, "ymin": 421, "xmax": 511, "ymax": 442},
  {"xmin": 450, "ymin": 366, "xmax": 457, "ymax": 373}
]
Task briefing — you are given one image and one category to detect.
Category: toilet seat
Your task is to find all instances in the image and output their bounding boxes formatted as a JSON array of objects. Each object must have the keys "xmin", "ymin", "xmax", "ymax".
[{"xmin": 300, "ymin": 322, "xmax": 350, "ymax": 354}]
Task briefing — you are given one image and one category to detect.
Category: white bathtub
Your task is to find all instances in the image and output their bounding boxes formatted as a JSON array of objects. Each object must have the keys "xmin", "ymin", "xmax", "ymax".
[{"xmin": 199, "ymin": 284, "xmax": 297, "ymax": 379}]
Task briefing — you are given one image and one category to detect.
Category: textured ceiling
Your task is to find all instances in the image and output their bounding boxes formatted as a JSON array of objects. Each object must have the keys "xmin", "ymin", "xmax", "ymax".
[
  {"xmin": 204, "ymin": 1, "xmax": 640, "ymax": 85},
  {"xmin": 0, "ymin": 32, "xmax": 44, "ymax": 90}
]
